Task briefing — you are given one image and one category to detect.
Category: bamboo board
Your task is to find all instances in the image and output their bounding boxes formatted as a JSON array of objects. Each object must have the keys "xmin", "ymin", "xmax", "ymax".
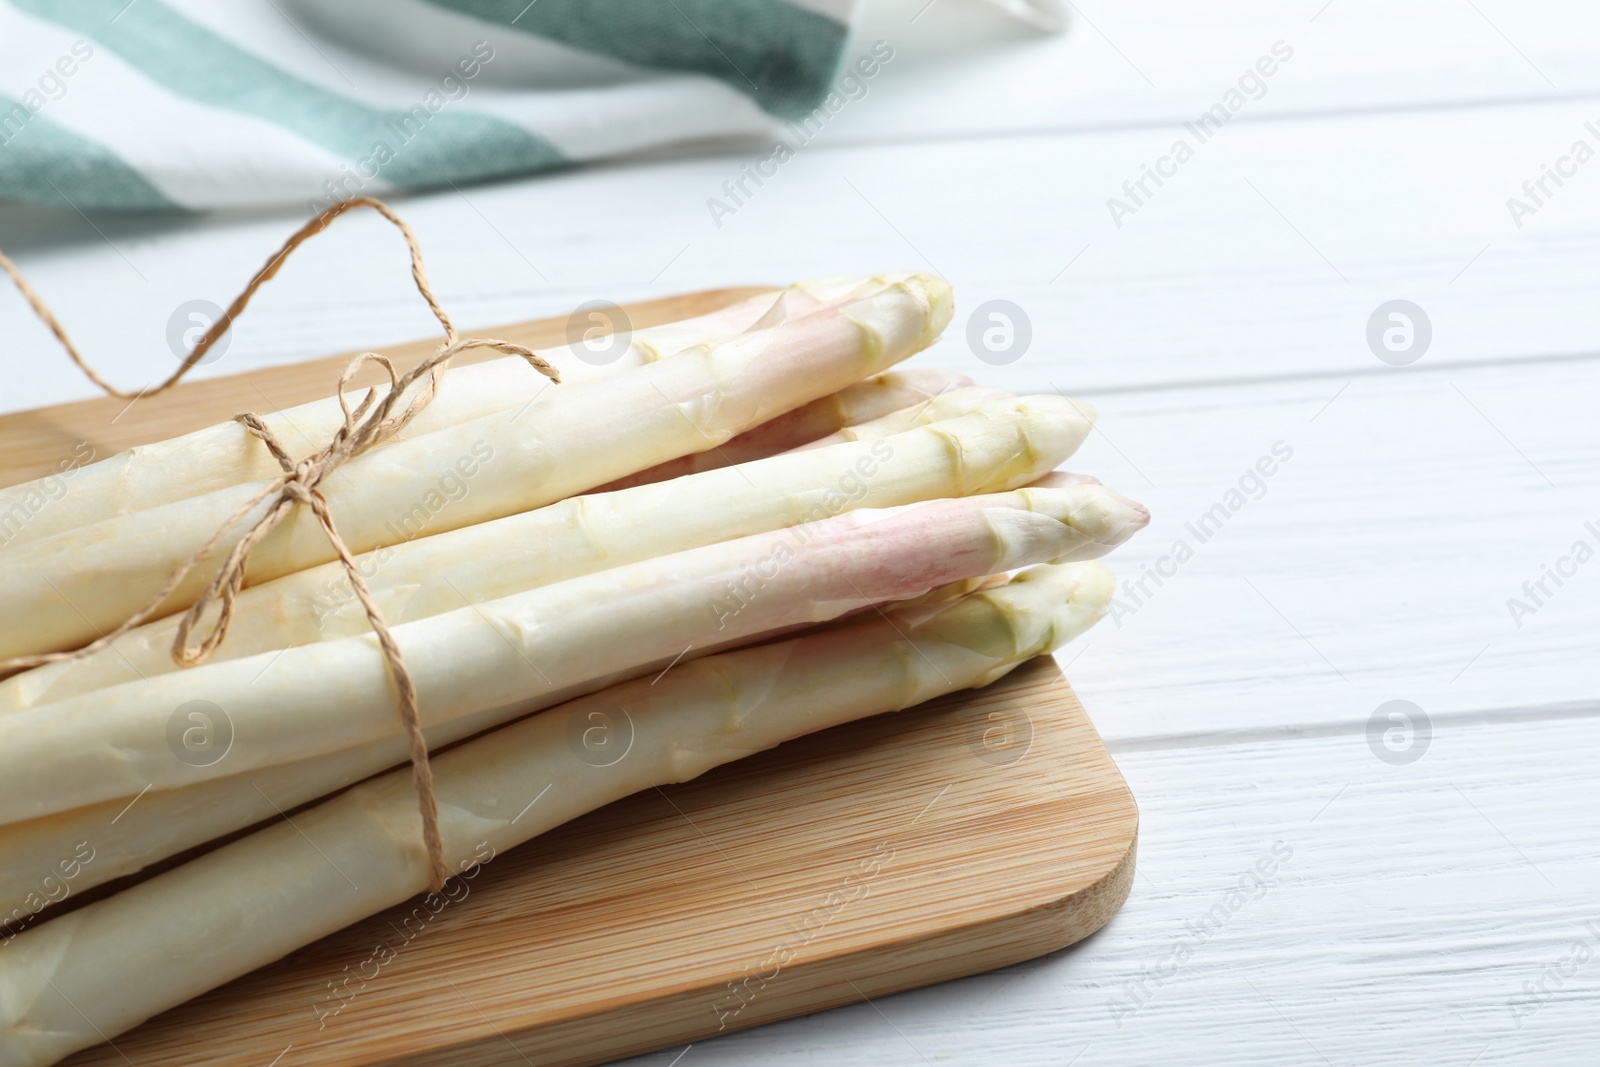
[{"xmin": 0, "ymin": 290, "xmax": 1138, "ymax": 1067}]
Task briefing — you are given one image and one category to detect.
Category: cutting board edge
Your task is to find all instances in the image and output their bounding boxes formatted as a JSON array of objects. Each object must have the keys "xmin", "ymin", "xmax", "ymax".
[
  {"xmin": 386, "ymin": 831, "xmax": 1139, "ymax": 1067},
  {"xmin": 373, "ymin": 664, "xmax": 1140, "ymax": 1067}
]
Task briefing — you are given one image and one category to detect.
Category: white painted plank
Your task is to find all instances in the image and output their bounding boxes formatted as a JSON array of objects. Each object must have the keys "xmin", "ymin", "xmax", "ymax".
[
  {"xmin": 1059, "ymin": 354, "xmax": 1600, "ymax": 740},
  {"xmin": 832, "ymin": 0, "xmax": 1600, "ymax": 144},
  {"xmin": 614, "ymin": 714, "xmax": 1600, "ymax": 1065}
]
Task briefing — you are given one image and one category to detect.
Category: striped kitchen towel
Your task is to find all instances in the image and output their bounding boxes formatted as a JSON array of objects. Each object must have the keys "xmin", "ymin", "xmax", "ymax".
[{"xmin": 0, "ymin": 0, "xmax": 858, "ymax": 211}]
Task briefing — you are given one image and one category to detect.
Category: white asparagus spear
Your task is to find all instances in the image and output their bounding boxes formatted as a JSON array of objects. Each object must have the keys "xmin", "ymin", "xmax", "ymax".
[
  {"xmin": 0, "ymin": 289, "xmax": 762, "ymax": 552},
  {"xmin": 0, "ymin": 477, "xmax": 1144, "ymax": 912},
  {"xmin": 0, "ymin": 485, "xmax": 1125, "ymax": 823},
  {"xmin": 0, "ymin": 274, "xmax": 952, "ymax": 662},
  {"xmin": 790, "ymin": 383, "xmax": 1013, "ymax": 452},
  {"xmin": 0, "ymin": 562, "xmax": 1113, "ymax": 1067},
  {"xmin": 0, "ymin": 276, "xmax": 886, "ymax": 552},
  {"xmin": 0, "ymin": 395, "xmax": 1094, "ymax": 711},
  {"xmin": 595, "ymin": 366, "xmax": 973, "ymax": 491}
]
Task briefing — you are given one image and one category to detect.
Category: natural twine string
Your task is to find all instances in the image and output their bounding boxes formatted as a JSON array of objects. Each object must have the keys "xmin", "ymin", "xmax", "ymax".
[{"xmin": 0, "ymin": 196, "xmax": 559, "ymax": 891}]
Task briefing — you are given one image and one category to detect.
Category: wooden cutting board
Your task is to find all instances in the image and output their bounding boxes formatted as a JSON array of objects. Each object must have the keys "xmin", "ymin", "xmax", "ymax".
[{"xmin": 0, "ymin": 289, "xmax": 1138, "ymax": 1067}]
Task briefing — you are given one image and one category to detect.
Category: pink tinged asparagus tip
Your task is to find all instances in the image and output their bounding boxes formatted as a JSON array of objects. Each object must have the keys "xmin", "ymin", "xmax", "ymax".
[
  {"xmin": 1027, "ymin": 472, "xmax": 1147, "ymax": 537},
  {"xmin": 698, "ymin": 488, "xmax": 1117, "ymax": 630}
]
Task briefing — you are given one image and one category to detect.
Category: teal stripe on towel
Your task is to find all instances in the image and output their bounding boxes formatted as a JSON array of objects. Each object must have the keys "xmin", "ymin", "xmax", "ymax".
[
  {"xmin": 15, "ymin": 0, "xmax": 566, "ymax": 200},
  {"xmin": 423, "ymin": 0, "xmax": 848, "ymax": 119},
  {"xmin": 0, "ymin": 95, "xmax": 175, "ymax": 209}
]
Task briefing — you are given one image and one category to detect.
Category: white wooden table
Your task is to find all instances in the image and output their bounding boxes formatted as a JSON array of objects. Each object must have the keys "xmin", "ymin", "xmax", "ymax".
[{"xmin": 4, "ymin": 2, "xmax": 1596, "ymax": 1062}]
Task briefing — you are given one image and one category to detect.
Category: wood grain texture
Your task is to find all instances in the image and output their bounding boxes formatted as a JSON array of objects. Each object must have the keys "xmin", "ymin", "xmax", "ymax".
[
  {"xmin": 0, "ymin": 286, "xmax": 767, "ymax": 488},
  {"xmin": 59, "ymin": 657, "xmax": 1136, "ymax": 1067}
]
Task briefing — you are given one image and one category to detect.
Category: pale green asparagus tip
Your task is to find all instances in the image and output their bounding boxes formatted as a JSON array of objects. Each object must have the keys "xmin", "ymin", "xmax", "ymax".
[
  {"xmin": 1013, "ymin": 561, "xmax": 1116, "ymax": 657},
  {"xmin": 909, "ymin": 273, "xmax": 955, "ymax": 344},
  {"xmin": 858, "ymin": 271, "xmax": 953, "ymax": 346},
  {"xmin": 953, "ymin": 395, "xmax": 1094, "ymax": 492},
  {"xmin": 910, "ymin": 562, "xmax": 1115, "ymax": 668}
]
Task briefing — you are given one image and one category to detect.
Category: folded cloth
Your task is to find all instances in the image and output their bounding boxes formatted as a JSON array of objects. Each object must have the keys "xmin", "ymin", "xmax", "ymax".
[{"xmin": 0, "ymin": 0, "xmax": 856, "ymax": 210}]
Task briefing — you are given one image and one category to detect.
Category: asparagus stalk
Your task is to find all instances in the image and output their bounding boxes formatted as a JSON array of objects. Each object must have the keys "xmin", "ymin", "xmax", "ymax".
[
  {"xmin": 0, "ymin": 281, "xmax": 840, "ymax": 552},
  {"xmin": 595, "ymin": 366, "xmax": 973, "ymax": 491},
  {"xmin": 0, "ymin": 395, "xmax": 1095, "ymax": 711},
  {"xmin": 0, "ymin": 486, "xmax": 1130, "ymax": 823},
  {"xmin": 0, "ymin": 274, "xmax": 953, "ymax": 662},
  {"xmin": 0, "ymin": 563, "xmax": 1113, "ymax": 1067}
]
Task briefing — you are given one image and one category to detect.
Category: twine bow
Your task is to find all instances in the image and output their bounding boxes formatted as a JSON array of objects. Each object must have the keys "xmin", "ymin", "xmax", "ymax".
[{"xmin": 0, "ymin": 197, "xmax": 558, "ymax": 891}]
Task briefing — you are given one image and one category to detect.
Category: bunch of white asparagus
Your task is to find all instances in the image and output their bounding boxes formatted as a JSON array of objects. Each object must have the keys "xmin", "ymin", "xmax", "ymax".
[{"xmin": 0, "ymin": 272, "xmax": 1147, "ymax": 1066}]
